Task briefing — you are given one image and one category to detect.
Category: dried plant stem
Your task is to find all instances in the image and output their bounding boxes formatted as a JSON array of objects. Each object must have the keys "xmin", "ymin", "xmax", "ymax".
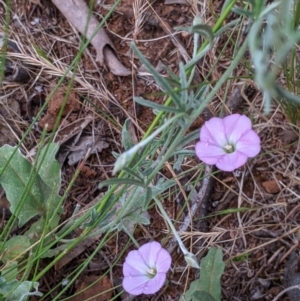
[{"xmin": 271, "ymin": 285, "xmax": 300, "ymax": 301}]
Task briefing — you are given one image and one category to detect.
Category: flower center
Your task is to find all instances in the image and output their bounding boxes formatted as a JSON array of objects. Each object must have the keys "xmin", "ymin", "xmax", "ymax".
[
  {"xmin": 147, "ymin": 267, "xmax": 157, "ymax": 278},
  {"xmin": 223, "ymin": 143, "xmax": 235, "ymax": 153}
]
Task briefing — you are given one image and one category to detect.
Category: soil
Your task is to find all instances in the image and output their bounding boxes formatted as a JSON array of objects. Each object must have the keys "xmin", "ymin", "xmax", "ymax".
[{"xmin": 0, "ymin": 0, "xmax": 299, "ymax": 301}]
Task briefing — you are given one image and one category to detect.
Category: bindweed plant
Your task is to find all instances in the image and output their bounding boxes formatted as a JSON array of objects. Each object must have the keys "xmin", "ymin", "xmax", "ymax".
[
  {"xmin": 195, "ymin": 114, "xmax": 261, "ymax": 172},
  {"xmin": 2, "ymin": 0, "xmax": 300, "ymax": 300},
  {"xmin": 122, "ymin": 241, "xmax": 172, "ymax": 295},
  {"xmin": 246, "ymin": 0, "xmax": 300, "ymax": 114},
  {"xmin": 0, "ymin": 143, "xmax": 62, "ymax": 299}
]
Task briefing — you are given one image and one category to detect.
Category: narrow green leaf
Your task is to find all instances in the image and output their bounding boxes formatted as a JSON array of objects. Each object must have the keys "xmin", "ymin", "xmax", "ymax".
[
  {"xmin": 134, "ymin": 97, "xmax": 181, "ymax": 113},
  {"xmin": 172, "ymin": 150, "xmax": 195, "ymax": 157},
  {"xmin": 163, "ymin": 65, "xmax": 180, "ymax": 83},
  {"xmin": 122, "ymin": 119, "xmax": 135, "ymax": 151},
  {"xmin": 98, "ymin": 178, "xmax": 145, "ymax": 189},
  {"xmin": 36, "ymin": 143, "xmax": 61, "ymax": 194},
  {"xmin": 143, "ymin": 187, "xmax": 153, "ymax": 210},
  {"xmin": 179, "ymin": 62, "xmax": 188, "ymax": 105},
  {"xmin": 176, "ymin": 129, "xmax": 199, "ymax": 150},
  {"xmin": 151, "ymin": 178, "xmax": 177, "ymax": 197},
  {"xmin": 173, "ymin": 154, "xmax": 185, "ymax": 171},
  {"xmin": 199, "ymin": 248, "xmax": 225, "ymax": 300},
  {"xmin": 175, "ymin": 24, "xmax": 214, "ymax": 48},
  {"xmin": 275, "ymin": 85, "xmax": 300, "ymax": 105},
  {"xmin": 122, "ymin": 167, "xmax": 143, "ymax": 181},
  {"xmin": 131, "ymin": 42, "xmax": 183, "ymax": 108},
  {"xmin": 192, "ymin": 291, "xmax": 218, "ymax": 301}
]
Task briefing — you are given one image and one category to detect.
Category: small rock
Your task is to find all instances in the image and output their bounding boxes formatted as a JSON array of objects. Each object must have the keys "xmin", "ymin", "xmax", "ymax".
[{"xmin": 261, "ymin": 180, "xmax": 280, "ymax": 194}]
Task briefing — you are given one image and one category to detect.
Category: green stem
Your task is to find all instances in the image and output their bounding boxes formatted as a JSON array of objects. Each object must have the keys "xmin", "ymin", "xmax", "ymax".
[
  {"xmin": 92, "ymin": 0, "xmax": 239, "ymax": 223},
  {"xmin": 142, "ymin": 0, "xmax": 238, "ymax": 140}
]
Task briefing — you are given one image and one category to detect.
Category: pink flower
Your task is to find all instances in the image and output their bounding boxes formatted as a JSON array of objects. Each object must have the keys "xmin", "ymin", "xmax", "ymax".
[
  {"xmin": 195, "ymin": 114, "xmax": 260, "ymax": 172},
  {"xmin": 122, "ymin": 241, "xmax": 171, "ymax": 296}
]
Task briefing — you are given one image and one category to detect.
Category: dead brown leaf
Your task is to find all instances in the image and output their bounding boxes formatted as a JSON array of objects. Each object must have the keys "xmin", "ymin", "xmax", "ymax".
[
  {"xmin": 51, "ymin": 0, "xmax": 131, "ymax": 76},
  {"xmin": 38, "ymin": 88, "xmax": 81, "ymax": 131},
  {"xmin": 67, "ymin": 136, "xmax": 109, "ymax": 166},
  {"xmin": 70, "ymin": 275, "xmax": 113, "ymax": 301}
]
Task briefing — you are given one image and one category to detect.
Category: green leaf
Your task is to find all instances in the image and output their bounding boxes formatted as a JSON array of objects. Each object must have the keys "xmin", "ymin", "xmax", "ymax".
[
  {"xmin": 180, "ymin": 248, "xmax": 225, "ymax": 301},
  {"xmin": 98, "ymin": 178, "xmax": 145, "ymax": 189},
  {"xmin": 131, "ymin": 42, "xmax": 183, "ymax": 109},
  {"xmin": 199, "ymin": 248, "xmax": 225, "ymax": 300},
  {"xmin": 192, "ymin": 291, "xmax": 218, "ymax": 301},
  {"xmin": 0, "ymin": 278, "xmax": 43, "ymax": 301},
  {"xmin": 0, "ymin": 145, "xmax": 61, "ymax": 226},
  {"xmin": 179, "ymin": 62, "xmax": 188, "ymax": 106},
  {"xmin": 1, "ymin": 261, "xmax": 18, "ymax": 282},
  {"xmin": 122, "ymin": 167, "xmax": 143, "ymax": 181},
  {"xmin": 134, "ymin": 97, "xmax": 181, "ymax": 113},
  {"xmin": 124, "ymin": 213, "xmax": 150, "ymax": 225},
  {"xmin": 151, "ymin": 178, "xmax": 177, "ymax": 197},
  {"xmin": 36, "ymin": 143, "xmax": 61, "ymax": 194},
  {"xmin": 175, "ymin": 24, "xmax": 214, "ymax": 48},
  {"xmin": 2, "ymin": 236, "xmax": 31, "ymax": 263},
  {"xmin": 144, "ymin": 187, "xmax": 153, "ymax": 210},
  {"xmin": 173, "ymin": 154, "xmax": 185, "ymax": 171},
  {"xmin": 122, "ymin": 119, "xmax": 135, "ymax": 151},
  {"xmin": 24, "ymin": 215, "xmax": 60, "ymax": 243},
  {"xmin": 180, "ymin": 277, "xmax": 201, "ymax": 301}
]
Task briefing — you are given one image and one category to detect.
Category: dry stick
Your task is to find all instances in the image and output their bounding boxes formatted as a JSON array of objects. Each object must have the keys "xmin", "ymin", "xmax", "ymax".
[{"xmin": 51, "ymin": 0, "xmax": 131, "ymax": 76}]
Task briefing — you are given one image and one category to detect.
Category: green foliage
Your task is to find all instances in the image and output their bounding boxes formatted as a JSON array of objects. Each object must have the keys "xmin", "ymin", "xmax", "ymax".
[
  {"xmin": 35, "ymin": 143, "xmax": 61, "ymax": 195},
  {"xmin": 0, "ymin": 278, "xmax": 42, "ymax": 301},
  {"xmin": 248, "ymin": 0, "xmax": 300, "ymax": 113},
  {"xmin": 232, "ymin": 252, "xmax": 250, "ymax": 262},
  {"xmin": 24, "ymin": 215, "xmax": 60, "ymax": 243},
  {"xmin": 180, "ymin": 248, "xmax": 225, "ymax": 301},
  {"xmin": 1, "ymin": 236, "xmax": 31, "ymax": 263},
  {"xmin": 0, "ymin": 143, "xmax": 62, "ymax": 298},
  {"xmin": 1, "ymin": 261, "xmax": 18, "ymax": 282},
  {"xmin": 0, "ymin": 144, "xmax": 61, "ymax": 227},
  {"xmin": 122, "ymin": 119, "xmax": 135, "ymax": 151},
  {"xmin": 192, "ymin": 291, "xmax": 218, "ymax": 301}
]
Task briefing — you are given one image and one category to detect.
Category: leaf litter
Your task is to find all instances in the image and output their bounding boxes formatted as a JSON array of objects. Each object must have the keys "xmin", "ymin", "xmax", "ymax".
[
  {"xmin": 51, "ymin": 0, "xmax": 131, "ymax": 76},
  {"xmin": 0, "ymin": 0, "xmax": 300, "ymax": 300}
]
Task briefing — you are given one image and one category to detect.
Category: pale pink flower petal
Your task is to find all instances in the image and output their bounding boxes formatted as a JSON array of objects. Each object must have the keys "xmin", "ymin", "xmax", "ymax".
[
  {"xmin": 122, "ymin": 242, "xmax": 171, "ymax": 296},
  {"xmin": 144, "ymin": 273, "xmax": 167, "ymax": 294},
  {"xmin": 223, "ymin": 114, "xmax": 252, "ymax": 142},
  {"xmin": 123, "ymin": 261, "xmax": 147, "ymax": 277},
  {"xmin": 195, "ymin": 141, "xmax": 226, "ymax": 165},
  {"xmin": 216, "ymin": 151, "xmax": 248, "ymax": 172},
  {"xmin": 195, "ymin": 114, "xmax": 261, "ymax": 172},
  {"xmin": 122, "ymin": 274, "xmax": 150, "ymax": 295},
  {"xmin": 200, "ymin": 117, "xmax": 227, "ymax": 146},
  {"xmin": 123, "ymin": 250, "xmax": 148, "ymax": 275},
  {"xmin": 155, "ymin": 249, "xmax": 172, "ymax": 272},
  {"xmin": 139, "ymin": 241, "xmax": 161, "ymax": 268},
  {"xmin": 236, "ymin": 130, "xmax": 261, "ymax": 157}
]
